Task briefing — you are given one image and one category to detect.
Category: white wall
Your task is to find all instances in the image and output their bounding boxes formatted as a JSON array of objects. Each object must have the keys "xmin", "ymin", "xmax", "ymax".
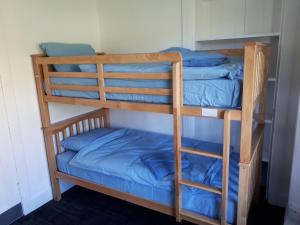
[
  {"xmin": 268, "ymin": 0, "xmax": 300, "ymax": 207},
  {"xmin": 99, "ymin": 0, "xmax": 183, "ymax": 136},
  {"xmin": 284, "ymin": 17, "xmax": 300, "ymax": 225},
  {"xmin": 0, "ymin": 75, "xmax": 21, "ymax": 214},
  {"xmin": 0, "ymin": 0, "xmax": 101, "ymax": 214},
  {"xmin": 99, "ymin": 0, "xmax": 182, "ymax": 53}
]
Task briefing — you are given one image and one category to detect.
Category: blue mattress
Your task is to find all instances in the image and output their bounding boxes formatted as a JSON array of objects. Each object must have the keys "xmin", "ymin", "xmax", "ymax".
[
  {"xmin": 50, "ymin": 57, "xmax": 244, "ymax": 108},
  {"xmin": 56, "ymin": 128, "xmax": 239, "ymax": 224}
]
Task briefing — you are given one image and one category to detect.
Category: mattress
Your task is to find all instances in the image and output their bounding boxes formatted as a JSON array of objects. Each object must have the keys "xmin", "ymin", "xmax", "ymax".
[
  {"xmin": 49, "ymin": 57, "xmax": 244, "ymax": 108},
  {"xmin": 56, "ymin": 128, "xmax": 240, "ymax": 224}
]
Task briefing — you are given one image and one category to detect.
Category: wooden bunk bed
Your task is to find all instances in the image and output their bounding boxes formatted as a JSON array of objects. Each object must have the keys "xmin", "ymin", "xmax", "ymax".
[{"xmin": 31, "ymin": 42, "xmax": 270, "ymax": 225}]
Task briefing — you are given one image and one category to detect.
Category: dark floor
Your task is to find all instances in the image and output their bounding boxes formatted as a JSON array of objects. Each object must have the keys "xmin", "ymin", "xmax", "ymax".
[{"xmin": 13, "ymin": 186, "xmax": 285, "ymax": 225}]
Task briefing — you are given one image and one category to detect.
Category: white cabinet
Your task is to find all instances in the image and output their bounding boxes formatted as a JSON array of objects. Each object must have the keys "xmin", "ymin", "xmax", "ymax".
[
  {"xmin": 196, "ymin": 0, "xmax": 246, "ymax": 40},
  {"xmin": 245, "ymin": 0, "xmax": 278, "ymax": 34},
  {"xmin": 195, "ymin": 0, "xmax": 282, "ymax": 41}
]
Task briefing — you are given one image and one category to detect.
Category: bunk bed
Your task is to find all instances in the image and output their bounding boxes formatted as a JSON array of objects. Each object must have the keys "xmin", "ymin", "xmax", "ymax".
[{"xmin": 31, "ymin": 42, "xmax": 270, "ymax": 225}]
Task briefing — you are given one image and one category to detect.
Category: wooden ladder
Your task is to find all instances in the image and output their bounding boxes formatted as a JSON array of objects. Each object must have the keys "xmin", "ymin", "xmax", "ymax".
[
  {"xmin": 173, "ymin": 110, "xmax": 232, "ymax": 225},
  {"xmin": 172, "ymin": 61, "xmax": 232, "ymax": 225}
]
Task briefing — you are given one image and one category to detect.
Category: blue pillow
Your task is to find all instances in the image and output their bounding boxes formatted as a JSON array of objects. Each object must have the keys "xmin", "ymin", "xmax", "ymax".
[
  {"xmin": 40, "ymin": 42, "xmax": 96, "ymax": 72},
  {"xmin": 141, "ymin": 152, "xmax": 190, "ymax": 180},
  {"xmin": 60, "ymin": 128, "xmax": 117, "ymax": 152},
  {"xmin": 161, "ymin": 47, "xmax": 228, "ymax": 67}
]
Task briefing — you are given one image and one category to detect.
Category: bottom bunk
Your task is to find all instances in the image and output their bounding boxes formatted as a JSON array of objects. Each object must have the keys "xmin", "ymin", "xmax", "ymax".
[{"xmin": 55, "ymin": 127, "xmax": 240, "ymax": 224}]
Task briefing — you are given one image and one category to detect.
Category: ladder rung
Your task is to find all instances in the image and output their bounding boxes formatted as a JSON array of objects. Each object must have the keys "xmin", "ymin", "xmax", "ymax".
[
  {"xmin": 180, "ymin": 147, "xmax": 223, "ymax": 159},
  {"xmin": 180, "ymin": 179, "xmax": 222, "ymax": 195},
  {"xmin": 181, "ymin": 209, "xmax": 221, "ymax": 225}
]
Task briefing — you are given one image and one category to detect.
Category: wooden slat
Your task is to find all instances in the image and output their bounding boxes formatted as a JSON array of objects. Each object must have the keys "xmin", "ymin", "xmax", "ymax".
[
  {"xmin": 83, "ymin": 120, "xmax": 88, "ymax": 132},
  {"xmin": 97, "ymin": 64, "xmax": 106, "ymax": 101},
  {"xmin": 103, "ymin": 72, "xmax": 171, "ymax": 80},
  {"xmin": 103, "ymin": 108, "xmax": 110, "ymax": 128},
  {"xmin": 50, "ymin": 84, "xmax": 99, "ymax": 92},
  {"xmin": 104, "ymin": 87, "xmax": 172, "ymax": 96},
  {"xmin": 48, "ymin": 72, "xmax": 97, "ymax": 78},
  {"xmin": 180, "ymin": 147, "xmax": 223, "ymax": 159},
  {"xmin": 42, "ymin": 64, "xmax": 52, "ymax": 96},
  {"xmin": 63, "ymin": 129, "xmax": 67, "ymax": 139},
  {"xmin": 55, "ymin": 133, "xmax": 62, "ymax": 154},
  {"xmin": 36, "ymin": 52, "xmax": 182, "ymax": 65},
  {"xmin": 181, "ymin": 210, "xmax": 220, "ymax": 225},
  {"xmin": 70, "ymin": 125, "xmax": 74, "ymax": 136},
  {"xmin": 76, "ymin": 122, "xmax": 81, "ymax": 134},
  {"xmin": 88, "ymin": 119, "xmax": 93, "ymax": 130},
  {"xmin": 180, "ymin": 179, "xmax": 222, "ymax": 195}
]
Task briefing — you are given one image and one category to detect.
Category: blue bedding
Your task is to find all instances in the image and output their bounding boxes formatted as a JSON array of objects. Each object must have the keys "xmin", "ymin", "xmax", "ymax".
[
  {"xmin": 50, "ymin": 57, "xmax": 243, "ymax": 108},
  {"xmin": 57, "ymin": 128, "xmax": 239, "ymax": 224}
]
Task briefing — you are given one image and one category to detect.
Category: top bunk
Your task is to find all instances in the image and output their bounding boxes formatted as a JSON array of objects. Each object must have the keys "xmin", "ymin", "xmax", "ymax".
[{"xmin": 31, "ymin": 42, "xmax": 269, "ymax": 121}]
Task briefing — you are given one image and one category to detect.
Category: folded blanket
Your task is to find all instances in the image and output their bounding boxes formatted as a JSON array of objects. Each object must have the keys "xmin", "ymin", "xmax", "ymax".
[
  {"xmin": 161, "ymin": 47, "xmax": 229, "ymax": 67},
  {"xmin": 141, "ymin": 152, "xmax": 189, "ymax": 180}
]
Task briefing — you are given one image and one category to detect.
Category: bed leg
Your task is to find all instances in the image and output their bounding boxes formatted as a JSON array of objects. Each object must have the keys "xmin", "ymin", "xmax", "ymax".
[
  {"xmin": 52, "ymin": 178, "xmax": 61, "ymax": 201},
  {"xmin": 254, "ymin": 140, "xmax": 264, "ymax": 204}
]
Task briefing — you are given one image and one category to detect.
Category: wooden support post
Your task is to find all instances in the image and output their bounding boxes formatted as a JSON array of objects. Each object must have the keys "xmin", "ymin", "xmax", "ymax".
[
  {"xmin": 221, "ymin": 111, "xmax": 231, "ymax": 225},
  {"xmin": 103, "ymin": 108, "xmax": 110, "ymax": 128},
  {"xmin": 32, "ymin": 56, "xmax": 61, "ymax": 201},
  {"xmin": 172, "ymin": 61, "xmax": 182, "ymax": 222},
  {"xmin": 240, "ymin": 43, "xmax": 256, "ymax": 164}
]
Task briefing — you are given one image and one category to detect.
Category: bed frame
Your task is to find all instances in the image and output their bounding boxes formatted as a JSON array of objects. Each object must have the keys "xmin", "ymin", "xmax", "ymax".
[{"xmin": 31, "ymin": 42, "xmax": 270, "ymax": 225}]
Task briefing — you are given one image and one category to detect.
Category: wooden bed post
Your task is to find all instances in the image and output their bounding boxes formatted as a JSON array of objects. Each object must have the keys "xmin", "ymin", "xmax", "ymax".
[
  {"xmin": 31, "ymin": 55, "xmax": 61, "ymax": 201},
  {"xmin": 240, "ymin": 42, "xmax": 256, "ymax": 164},
  {"xmin": 172, "ymin": 60, "xmax": 182, "ymax": 222},
  {"xmin": 238, "ymin": 42, "xmax": 270, "ymax": 225}
]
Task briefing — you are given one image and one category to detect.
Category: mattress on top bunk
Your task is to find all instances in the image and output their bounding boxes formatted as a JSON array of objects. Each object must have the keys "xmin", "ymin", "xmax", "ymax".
[
  {"xmin": 49, "ymin": 57, "xmax": 244, "ymax": 108},
  {"xmin": 56, "ymin": 128, "xmax": 239, "ymax": 224}
]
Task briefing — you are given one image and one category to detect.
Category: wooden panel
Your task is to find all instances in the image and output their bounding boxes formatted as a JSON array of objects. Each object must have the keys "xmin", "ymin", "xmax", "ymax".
[
  {"xmin": 104, "ymin": 72, "xmax": 171, "ymax": 80},
  {"xmin": 104, "ymin": 87, "xmax": 172, "ymax": 96},
  {"xmin": 237, "ymin": 125, "xmax": 264, "ymax": 225},
  {"xmin": 55, "ymin": 171, "xmax": 174, "ymax": 216}
]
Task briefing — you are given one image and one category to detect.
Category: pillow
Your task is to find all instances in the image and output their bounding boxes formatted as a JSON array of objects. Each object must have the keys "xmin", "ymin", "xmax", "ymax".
[
  {"xmin": 60, "ymin": 128, "xmax": 117, "ymax": 152},
  {"xmin": 141, "ymin": 152, "xmax": 190, "ymax": 180},
  {"xmin": 161, "ymin": 47, "xmax": 228, "ymax": 67},
  {"xmin": 40, "ymin": 42, "xmax": 96, "ymax": 72}
]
